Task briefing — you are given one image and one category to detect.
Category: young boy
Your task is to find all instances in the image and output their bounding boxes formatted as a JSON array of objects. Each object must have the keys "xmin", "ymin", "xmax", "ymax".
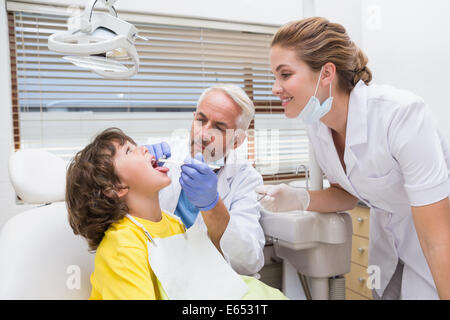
[{"xmin": 66, "ymin": 127, "xmax": 287, "ymax": 300}]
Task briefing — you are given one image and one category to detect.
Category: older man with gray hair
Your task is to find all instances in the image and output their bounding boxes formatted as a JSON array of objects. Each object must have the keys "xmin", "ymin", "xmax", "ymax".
[{"xmin": 146, "ymin": 84, "xmax": 265, "ymax": 276}]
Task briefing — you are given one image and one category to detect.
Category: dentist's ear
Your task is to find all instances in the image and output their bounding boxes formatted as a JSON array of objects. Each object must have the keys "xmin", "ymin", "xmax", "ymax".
[{"xmin": 233, "ymin": 128, "xmax": 247, "ymax": 150}]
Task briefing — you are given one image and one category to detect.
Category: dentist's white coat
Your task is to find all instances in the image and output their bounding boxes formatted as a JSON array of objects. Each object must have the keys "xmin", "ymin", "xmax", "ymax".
[
  {"xmin": 307, "ymin": 80, "xmax": 450, "ymax": 299},
  {"xmin": 157, "ymin": 138, "xmax": 266, "ymax": 275}
]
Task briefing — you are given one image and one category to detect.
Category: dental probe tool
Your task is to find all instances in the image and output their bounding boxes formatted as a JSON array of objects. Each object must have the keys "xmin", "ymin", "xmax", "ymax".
[
  {"xmin": 256, "ymin": 193, "xmax": 268, "ymax": 202},
  {"xmin": 157, "ymin": 158, "xmax": 221, "ymax": 170}
]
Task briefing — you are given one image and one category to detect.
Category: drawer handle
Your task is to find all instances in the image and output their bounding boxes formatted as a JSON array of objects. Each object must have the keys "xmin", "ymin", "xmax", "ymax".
[
  {"xmin": 357, "ymin": 217, "xmax": 364, "ymax": 223},
  {"xmin": 358, "ymin": 277, "xmax": 366, "ymax": 283},
  {"xmin": 357, "ymin": 247, "xmax": 365, "ymax": 253}
]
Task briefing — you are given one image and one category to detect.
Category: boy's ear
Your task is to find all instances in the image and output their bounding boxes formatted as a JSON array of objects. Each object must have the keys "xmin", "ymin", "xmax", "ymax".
[
  {"xmin": 103, "ymin": 186, "xmax": 129, "ymax": 199},
  {"xmin": 115, "ymin": 187, "xmax": 129, "ymax": 198}
]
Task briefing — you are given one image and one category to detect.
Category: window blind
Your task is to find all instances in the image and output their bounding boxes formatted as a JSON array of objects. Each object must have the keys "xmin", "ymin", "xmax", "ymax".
[{"xmin": 8, "ymin": 8, "xmax": 309, "ymax": 180}]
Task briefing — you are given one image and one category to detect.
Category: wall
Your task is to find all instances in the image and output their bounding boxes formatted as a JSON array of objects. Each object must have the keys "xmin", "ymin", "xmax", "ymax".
[
  {"xmin": 8, "ymin": 0, "xmax": 303, "ymax": 25},
  {"xmin": 360, "ymin": 0, "xmax": 450, "ymax": 143},
  {"xmin": 314, "ymin": 0, "xmax": 450, "ymax": 142},
  {"xmin": 114, "ymin": 0, "xmax": 302, "ymax": 26}
]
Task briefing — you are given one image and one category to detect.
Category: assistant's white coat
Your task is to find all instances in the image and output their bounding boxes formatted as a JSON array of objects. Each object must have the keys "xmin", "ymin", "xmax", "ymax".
[{"xmin": 307, "ymin": 80, "xmax": 450, "ymax": 299}]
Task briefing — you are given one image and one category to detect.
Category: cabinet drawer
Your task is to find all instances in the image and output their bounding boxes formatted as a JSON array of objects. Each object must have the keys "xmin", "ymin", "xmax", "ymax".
[
  {"xmin": 345, "ymin": 263, "xmax": 373, "ymax": 299},
  {"xmin": 351, "ymin": 235, "xmax": 369, "ymax": 267},
  {"xmin": 349, "ymin": 206, "xmax": 370, "ymax": 238},
  {"xmin": 346, "ymin": 288, "xmax": 369, "ymax": 300}
]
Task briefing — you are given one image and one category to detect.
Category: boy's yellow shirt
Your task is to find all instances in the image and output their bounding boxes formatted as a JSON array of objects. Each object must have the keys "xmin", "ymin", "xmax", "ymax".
[
  {"xmin": 90, "ymin": 212, "xmax": 183, "ymax": 300},
  {"xmin": 90, "ymin": 211, "xmax": 288, "ymax": 300}
]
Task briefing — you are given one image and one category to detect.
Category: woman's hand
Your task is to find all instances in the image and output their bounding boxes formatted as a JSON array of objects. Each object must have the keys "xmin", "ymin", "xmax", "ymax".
[{"xmin": 255, "ymin": 184, "xmax": 310, "ymax": 212}]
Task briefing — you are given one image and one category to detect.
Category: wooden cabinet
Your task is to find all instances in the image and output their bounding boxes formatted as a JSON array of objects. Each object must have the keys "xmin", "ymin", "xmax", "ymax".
[
  {"xmin": 345, "ymin": 205, "xmax": 373, "ymax": 300},
  {"xmin": 351, "ymin": 235, "xmax": 369, "ymax": 267},
  {"xmin": 349, "ymin": 206, "xmax": 370, "ymax": 238}
]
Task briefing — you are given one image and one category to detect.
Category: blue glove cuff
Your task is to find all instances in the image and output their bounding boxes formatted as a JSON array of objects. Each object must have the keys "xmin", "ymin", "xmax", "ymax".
[{"xmin": 198, "ymin": 192, "xmax": 219, "ymax": 211}]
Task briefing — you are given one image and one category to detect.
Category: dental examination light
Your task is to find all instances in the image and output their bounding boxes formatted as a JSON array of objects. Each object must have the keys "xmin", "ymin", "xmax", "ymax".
[{"xmin": 48, "ymin": 0, "xmax": 147, "ymax": 79}]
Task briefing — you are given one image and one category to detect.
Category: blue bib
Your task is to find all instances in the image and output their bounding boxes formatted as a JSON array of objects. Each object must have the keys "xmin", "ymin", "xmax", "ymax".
[{"xmin": 173, "ymin": 189, "xmax": 200, "ymax": 228}]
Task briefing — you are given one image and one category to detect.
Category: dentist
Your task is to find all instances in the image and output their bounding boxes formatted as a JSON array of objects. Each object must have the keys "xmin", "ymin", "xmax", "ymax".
[
  {"xmin": 146, "ymin": 84, "xmax": 265, "ymax": 276},
  {"xmin": 256, "ymin": 17, "xmax": 450, "ymax": 299}
]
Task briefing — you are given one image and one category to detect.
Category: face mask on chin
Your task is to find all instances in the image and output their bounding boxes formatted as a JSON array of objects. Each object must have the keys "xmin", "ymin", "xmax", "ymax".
[
  {"xmin": 204, "ymin": 140, "xmax": 234, "ymax": 168},
  {"xmin": 192, "ymin": 125, "xmax": 242, "ymax": 168},
  {"xmin": 298, "ymin": 66, "xmax": 333, "ymax": 125},
  {"xmin": 206, "ymin": 156, "xmax": 225, "ymax": 168},
  {"xmin": 191, "ymin": 138, "xmax": 226, "ymax": 168}
]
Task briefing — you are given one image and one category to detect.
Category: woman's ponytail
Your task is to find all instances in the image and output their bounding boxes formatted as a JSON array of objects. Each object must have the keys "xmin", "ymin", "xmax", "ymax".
[{"xmin": 272, "ymin": 17, "xmax": 373, "ymax": 92}]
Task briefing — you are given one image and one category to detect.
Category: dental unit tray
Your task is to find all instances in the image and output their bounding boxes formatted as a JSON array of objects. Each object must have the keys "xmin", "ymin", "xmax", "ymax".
[
  {"xmin": 260, "ymin": 210, "xmax": 349, "ymax": 250},
  {"xmin": 259, "ymin": 209, "xmax": 352, "ymax": 300},
  {"xmin": 48, "ymin": 0, "xmax": 144, "ymax": 79}
]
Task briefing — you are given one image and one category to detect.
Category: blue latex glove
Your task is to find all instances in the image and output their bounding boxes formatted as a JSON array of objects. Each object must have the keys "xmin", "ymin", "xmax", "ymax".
[
  {"xmin": 179, "ymin": 153, "xmax": 219, "ymax": 211},
  {"xmin": 145, "ymin": 142, "xmax": 171, "ymax": 166}
]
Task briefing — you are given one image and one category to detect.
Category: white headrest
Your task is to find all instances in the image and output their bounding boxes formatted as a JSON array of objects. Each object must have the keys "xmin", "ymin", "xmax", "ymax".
[
  {"xmin": 9, "ymin": 149, "xmax": 67, "ymax": 204},
  {"xmin": 0, "ymin": 202, "xmax": 94, "ymax": 299}
]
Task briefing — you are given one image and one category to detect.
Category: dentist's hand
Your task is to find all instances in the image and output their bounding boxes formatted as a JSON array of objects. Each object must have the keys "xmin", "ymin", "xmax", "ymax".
[
  {"xmin": 180, "ymin": 153, "xmax": 219, "ymax": 211},
  {"xmin": 145, "ymin": 142, "xmax": 171, "ymax": 166},
  {"xmin": 255, "ymin": 184, "xmax": 310, "ymax": 212}
]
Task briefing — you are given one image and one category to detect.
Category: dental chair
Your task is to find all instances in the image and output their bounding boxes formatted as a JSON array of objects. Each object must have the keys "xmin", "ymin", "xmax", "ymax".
[
  {"xmin": 259, "ymin": 150, "xmax": 352, "ymax": 300},
  {"xmin": 0, "ymin": 150, "xmax": 94, "ymax": 299},
  {"xmin": 260, "ymin": 208, "xmax": 352, "ymax": 300}
]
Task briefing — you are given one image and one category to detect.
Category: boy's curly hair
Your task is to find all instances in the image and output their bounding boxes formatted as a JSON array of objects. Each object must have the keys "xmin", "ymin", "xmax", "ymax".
[{"xmin": 66, "ymin": 127, "xmax": 136, "ymax": 251}]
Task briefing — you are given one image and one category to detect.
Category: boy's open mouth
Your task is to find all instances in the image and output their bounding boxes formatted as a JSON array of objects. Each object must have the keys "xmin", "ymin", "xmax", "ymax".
[{"xmin": 150, "ymin": 155, "xmax": 170, "ymax": 174}]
